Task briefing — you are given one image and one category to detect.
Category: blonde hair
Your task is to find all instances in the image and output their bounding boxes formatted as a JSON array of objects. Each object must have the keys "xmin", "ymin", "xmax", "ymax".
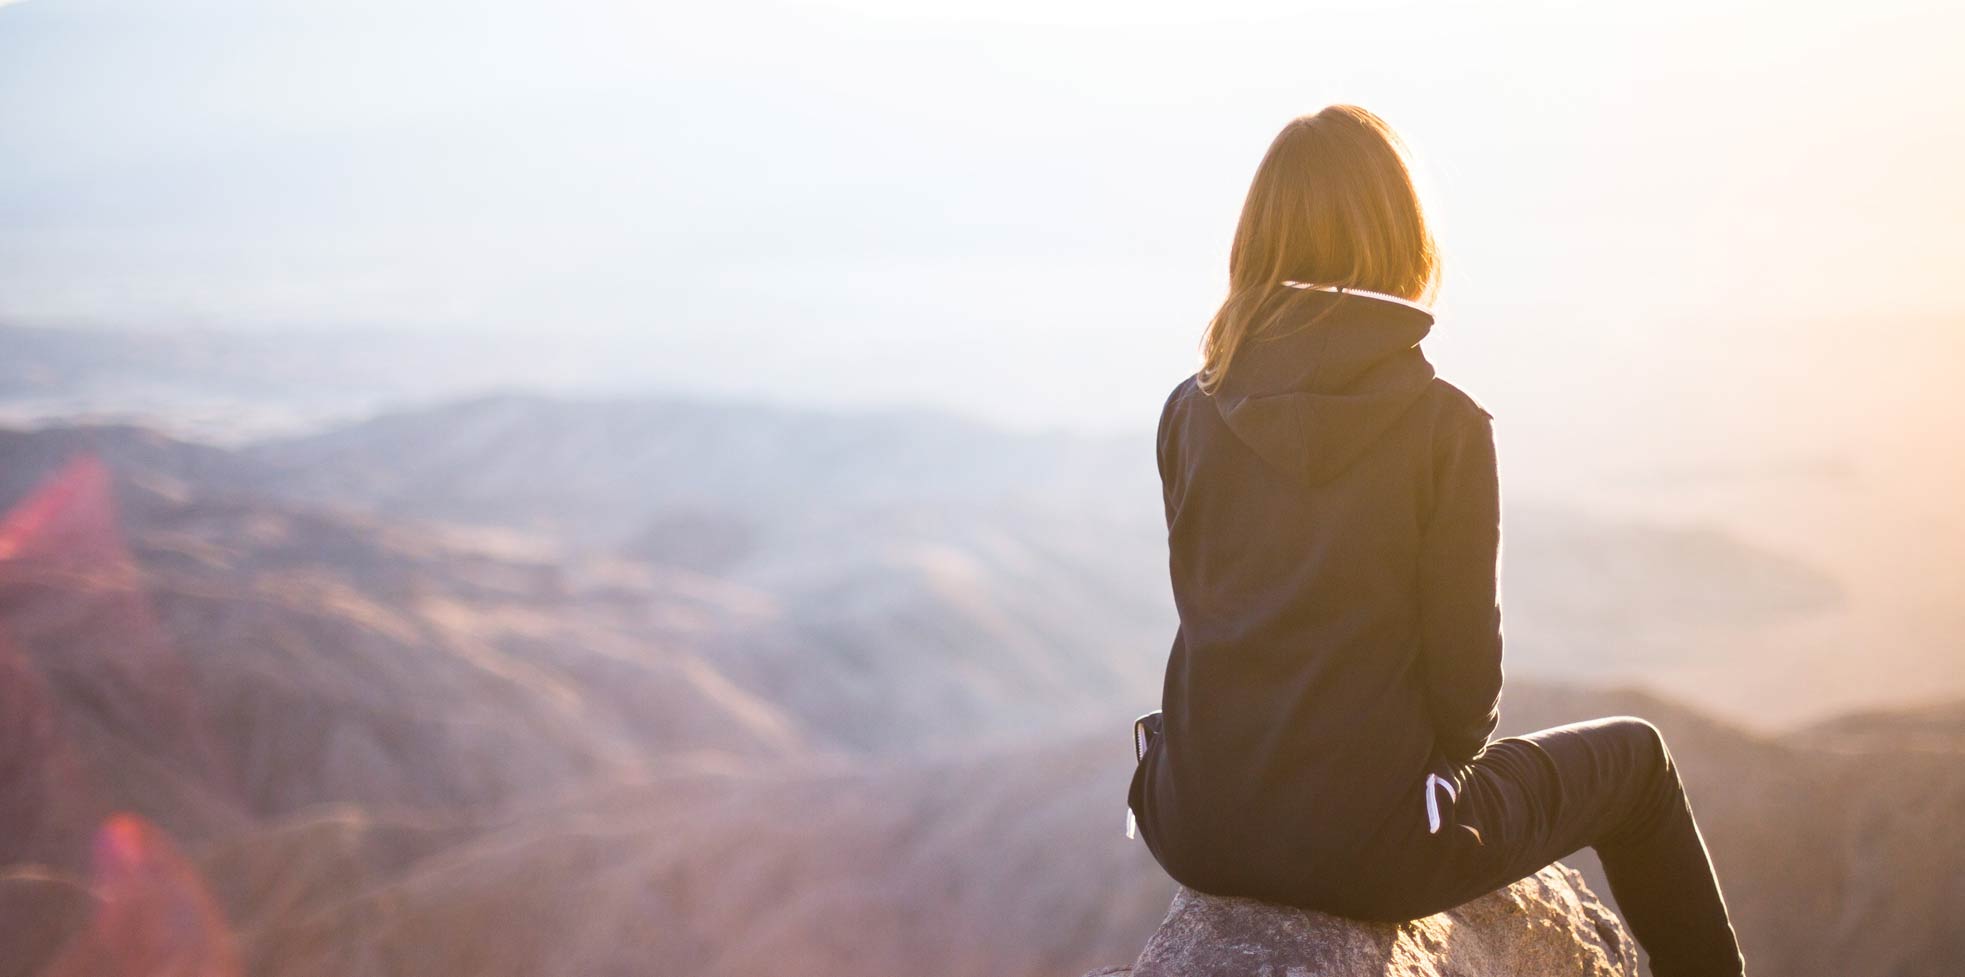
[{"xmin": 1196, "ymin": 105, "xmax": 1441, "ymax": 395}]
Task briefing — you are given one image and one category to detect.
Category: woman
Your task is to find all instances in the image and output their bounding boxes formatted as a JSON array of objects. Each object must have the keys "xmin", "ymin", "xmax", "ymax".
[{"xmin": 1126, "ymin": 105, "xmax": 1747, "ymax": 977}]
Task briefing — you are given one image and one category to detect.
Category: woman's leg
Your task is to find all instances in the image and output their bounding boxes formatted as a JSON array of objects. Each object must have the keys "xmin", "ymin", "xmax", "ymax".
[{"xmin": 1449, "ymin": 716, "xmax": 1746, "ymax": 977}]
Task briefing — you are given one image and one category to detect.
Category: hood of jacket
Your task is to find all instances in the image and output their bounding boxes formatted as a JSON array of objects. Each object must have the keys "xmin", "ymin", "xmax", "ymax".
[{"xmin": 1210, "ymin": 287, "xmax": 1438, "ymax": 487}]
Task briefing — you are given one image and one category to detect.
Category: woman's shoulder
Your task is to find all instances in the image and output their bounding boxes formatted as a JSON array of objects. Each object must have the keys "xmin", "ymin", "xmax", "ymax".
[
  {"xmin": 1164, "ymin": 373, "xmax": 1202, "ymax": 409},
  {"xmin": 1157, "ymin": 373, "xmax": 1203, "ymax": 430},
  {"xmin": 1422, "ymin": 377, "xmax": 1494, "ymax": 426},
  {"xmin": 1426, "ymin": 376, "xmax": 1492, "ymax": 417}
]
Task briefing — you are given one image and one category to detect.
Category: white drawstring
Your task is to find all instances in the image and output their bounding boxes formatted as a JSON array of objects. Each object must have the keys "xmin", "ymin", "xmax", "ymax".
[
  {"xmin": 1424, "ymin": 773, "xmax": 1457, "ymax": 834},
  {"xmin": 1278, "ymin": 280, "xmax": 1435, "ymax": 314},
  {"xmin": 1126, "ymin": 716, "xmax": 1154, "ymax": 840}
]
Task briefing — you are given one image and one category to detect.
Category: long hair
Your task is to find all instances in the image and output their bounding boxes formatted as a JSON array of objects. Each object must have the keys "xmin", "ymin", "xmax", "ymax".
[{"xmin": 1196, "ymin": 105, "xmax": 1441, "ymax": 395}]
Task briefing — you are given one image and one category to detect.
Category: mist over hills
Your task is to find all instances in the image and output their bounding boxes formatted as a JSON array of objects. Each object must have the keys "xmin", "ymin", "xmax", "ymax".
[
  {"xmin": 0, "ymin": 438, "xmax": 808, "ymax": 843},
  {"xmin": 6, "ymin": 387, "xmax": 1858, "ymax": 737},
  {"xmin": 9, "ymin": 309, "xmax": 1958, "ymax": 724},
  {"xmin": 0, "ymin": 391, "xmax": 1957, "ymax": 977},
  {"xmin": 241, "ymin": 391, "xmax": 1851, "ymax": 724}
]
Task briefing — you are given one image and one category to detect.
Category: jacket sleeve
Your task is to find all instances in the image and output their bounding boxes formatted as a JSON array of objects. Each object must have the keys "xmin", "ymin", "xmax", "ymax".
[
  {"xmin": 1417, "ymin": 411, "xmax": 1504, "ymax": 766},
  {"xmin": 1156, "ymin": 382, "xmax": 1183, "ymax": 529}
]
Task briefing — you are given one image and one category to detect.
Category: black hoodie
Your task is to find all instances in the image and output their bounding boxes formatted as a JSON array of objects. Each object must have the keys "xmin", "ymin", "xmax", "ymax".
[{"xmin": 1128, "ymin": 286, "xmax": 1503, "ymax": 907}]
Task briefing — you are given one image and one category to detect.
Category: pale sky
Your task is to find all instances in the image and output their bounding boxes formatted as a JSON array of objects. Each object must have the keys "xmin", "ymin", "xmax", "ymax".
[
  {"xmin": 4, "ymin": 0, "xmax": 1963, "ymax": 720},
  {"xmin": 1, "ymin": 0, "xmax": 1961, "ymax": 434}
]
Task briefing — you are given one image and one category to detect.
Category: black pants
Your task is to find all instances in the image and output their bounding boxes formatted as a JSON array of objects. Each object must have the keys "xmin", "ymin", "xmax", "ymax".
[{"xmin": 1406, "ymin": 717, "xmax": 1746, "ymax": 977}]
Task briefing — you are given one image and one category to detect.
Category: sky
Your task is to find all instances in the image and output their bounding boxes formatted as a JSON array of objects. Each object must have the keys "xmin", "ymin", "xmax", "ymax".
[
  {"xmin": 1, "ymin": 0, "xmax": 1962, "ymax": 720},
  {"xmin": 1, "ymin": 0, "xmax": 1962, "ymax": 436}
]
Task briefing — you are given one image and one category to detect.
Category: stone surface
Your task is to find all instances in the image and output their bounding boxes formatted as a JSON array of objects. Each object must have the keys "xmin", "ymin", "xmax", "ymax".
[{"xmin": 1084, "ymin": 863, "xmax": 1638, "ymax": 977}]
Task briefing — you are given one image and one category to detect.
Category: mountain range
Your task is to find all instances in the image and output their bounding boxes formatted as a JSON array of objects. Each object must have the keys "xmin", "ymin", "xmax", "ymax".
[{"xmin": 0, "ymin": 393, "xmax": 1957, "ymax": 977}]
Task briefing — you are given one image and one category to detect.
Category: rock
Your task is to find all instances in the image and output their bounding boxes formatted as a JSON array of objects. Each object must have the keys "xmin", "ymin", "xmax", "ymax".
[{"xmin": 1084, "ymin": 863, "xmax": 1638, "ymax": 977}]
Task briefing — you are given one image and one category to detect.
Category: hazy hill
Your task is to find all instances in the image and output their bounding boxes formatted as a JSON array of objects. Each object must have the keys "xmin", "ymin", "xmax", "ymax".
[
  {"xmin": 0, "ymin": 398, "xmax": 1948, "ymax": 977},
  {"xmin": 1499, "ymin": 686, "xmax": 1965, "ymax": 977},
  {"xmin": 10, "ymin": 685, "xmax": 1957, "ymax": 977},
  {"xmin": 242, "ymin": 392, "xmax": 1842, "ymax": 732},
  {"xmin": 0, "ymin": 382, "xmax": 1866, "ymax": 733},
  {"xmin": 0, "ymin": 434, "xmax": 811, "ymax": 852},
  {"xmin": 1796, "ymin": 700, "xmax": 1965, "ymax": 755}
]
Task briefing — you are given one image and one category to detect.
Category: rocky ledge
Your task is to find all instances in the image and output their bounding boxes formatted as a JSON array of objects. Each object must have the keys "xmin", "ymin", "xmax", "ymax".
[{"xmin": 1083, "ymin": 863, "xmax": 1637, "ymax": 977}]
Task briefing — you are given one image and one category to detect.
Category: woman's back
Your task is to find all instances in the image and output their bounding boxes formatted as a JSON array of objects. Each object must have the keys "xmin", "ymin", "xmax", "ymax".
[
  {"xmin": 1130, "ymin": 284, "xmax": 1502, "ymax": 905},
  {"xmin": 1129, "ymin": 105, "xmax": 1743, "ymax": 975}
]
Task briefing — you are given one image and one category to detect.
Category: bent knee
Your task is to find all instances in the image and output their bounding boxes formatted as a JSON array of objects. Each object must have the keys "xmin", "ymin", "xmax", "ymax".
[
  {"xmin": 1600, "ymin": 715, "xmax": 1676, "ymax": 769},
  {"xmin": 1601, "ymin": 714, "xmax": 1663, "ymax": 742}
]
